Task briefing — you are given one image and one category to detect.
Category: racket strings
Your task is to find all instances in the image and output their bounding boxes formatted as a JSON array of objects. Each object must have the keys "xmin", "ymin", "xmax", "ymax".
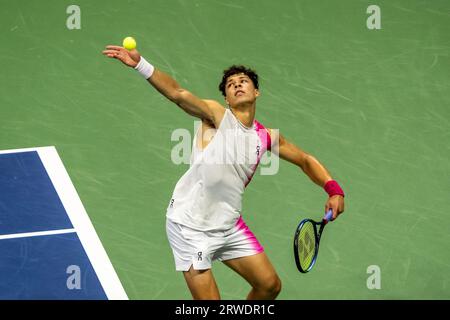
[{"xmin": 298, "ymin": 222, "xmax": 316, "ymax": 270}]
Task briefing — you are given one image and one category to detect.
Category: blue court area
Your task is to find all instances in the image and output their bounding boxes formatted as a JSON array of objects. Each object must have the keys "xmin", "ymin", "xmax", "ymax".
[
  {"xmin": 0, "ymin": 148, "xmax": 127, "ymax": 300},
  {"xmin": 0, "ymin": 233, "xmax": 106, "ymax": 299},
  {"xmin": 0, "ymin": 152, "xmax": 73, "ymax": 234}
]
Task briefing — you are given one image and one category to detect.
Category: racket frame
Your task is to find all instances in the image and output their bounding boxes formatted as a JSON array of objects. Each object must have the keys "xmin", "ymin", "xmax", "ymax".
[{"xmin": 293, "ymin": 209, "xmax": 332, "ymax": 273}]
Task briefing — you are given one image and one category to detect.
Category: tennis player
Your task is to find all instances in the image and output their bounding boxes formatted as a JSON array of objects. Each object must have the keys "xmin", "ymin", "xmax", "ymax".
[{"xmin": 102, "ymin": 46, "xmax": 345, "ymax": 300}]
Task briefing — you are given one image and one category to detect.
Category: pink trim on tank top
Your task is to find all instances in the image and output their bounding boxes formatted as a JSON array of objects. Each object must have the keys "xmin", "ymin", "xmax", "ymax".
[
  {"xmin": 254, "ymin": 120, "xmax": 271, "ymax": 153},
  {"xmin": 244, "ymin": 120, "xmax": 272, "ymax": 187},
  {"xmin": 235, "ymin": 216, "xmax": 264, "ymax": 253}
]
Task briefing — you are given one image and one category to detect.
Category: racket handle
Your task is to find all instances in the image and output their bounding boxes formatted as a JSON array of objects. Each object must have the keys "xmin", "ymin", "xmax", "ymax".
[{"xmin": 323, "ymin": 209, "xmax": 333, "ymax": 223}]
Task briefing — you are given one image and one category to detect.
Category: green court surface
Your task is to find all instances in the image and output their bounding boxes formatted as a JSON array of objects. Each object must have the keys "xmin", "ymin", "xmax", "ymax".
[{"xmin": 1, "ymin": 0, "xmax": 449, "ymax": 299}]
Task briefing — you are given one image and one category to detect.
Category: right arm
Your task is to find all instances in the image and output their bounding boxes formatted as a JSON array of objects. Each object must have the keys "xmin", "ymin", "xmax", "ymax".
[
  {"xmin": 148, "ymin": 68, "xmax": 224, "ymax": 126},
  {"xmin": 102, "ymin": 45, "xmax": 225, "ymax": 127}
]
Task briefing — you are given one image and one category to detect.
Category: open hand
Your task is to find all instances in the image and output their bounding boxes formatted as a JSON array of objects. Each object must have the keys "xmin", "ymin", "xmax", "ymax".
[{"xmin": 102, "ymin": 45, "xmax": 141, "ymax": 68}]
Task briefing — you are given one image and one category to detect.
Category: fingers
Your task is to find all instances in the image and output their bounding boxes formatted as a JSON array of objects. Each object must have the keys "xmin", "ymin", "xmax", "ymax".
[
  {"xmin": 331, "ymin": 206, "xmax": 338, "ymax": 220},
  {"xmin": 102, "ymin": 50, "xmax": 118, "ymax": 59},
  {"xmin": 102, "ymin": 48, "xmax": 136, "ymax": 67},
  {"xmin": 325, "ymin": 195, "xmax": 345, "ymax": 221},
  {"xmin": 102, "ymin": 46, "xmax": 125, "ymax": 58},
  {"xmin": 102, "ymin": 49, "xmax": 118, "ymax": 55},
  {"xmin": 105, "ymin": 45, "xmax": 124, "ymax": 50},
  {"xmin": 102, "ymin": 49, "xmax": 128, "ymax": 61},
  {"xmin": 325, "ymin": 205, "xmax": 336, "ymax": 220},
  {"xmin": 323, "ymin": 204, "xmax": 333, "ymax": 222}
]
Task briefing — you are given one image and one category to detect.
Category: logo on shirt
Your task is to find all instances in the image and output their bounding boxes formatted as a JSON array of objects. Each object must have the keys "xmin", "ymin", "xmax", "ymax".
[
  {"xmin": 256, "ymin": 145, "xmax": 261, "ymax": 156},
  {"xmin": 170, "ymin": 198, "xmax": 175, "ymax": 208}
]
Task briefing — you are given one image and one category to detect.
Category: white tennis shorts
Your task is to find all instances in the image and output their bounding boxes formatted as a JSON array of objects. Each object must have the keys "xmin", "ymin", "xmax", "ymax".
[{"xmin": 166, "ymin": 217, "xmax": 264, "ymax": 271}]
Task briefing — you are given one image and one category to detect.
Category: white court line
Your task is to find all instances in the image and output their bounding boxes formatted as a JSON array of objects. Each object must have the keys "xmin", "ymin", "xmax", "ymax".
[
  {"xmin": 0, "ymin": 147, "xmax": 50, "ymax": 155},
  {"xmin": 0, "ymin": 228, "xmax": 76, "ymax": 240},
  {"xmin": 37, "ymin": 147, "xmax": 129, "ymax": 300},
  {"xmin": 0, "ymin": 146, "xmax": 129, "ymax": 300}
]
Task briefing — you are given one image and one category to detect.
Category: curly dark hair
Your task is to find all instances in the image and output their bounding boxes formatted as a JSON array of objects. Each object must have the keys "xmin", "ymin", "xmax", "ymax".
[{"xmin": 218, "ymin": 65, "xmax": 259, "ymax": 97}]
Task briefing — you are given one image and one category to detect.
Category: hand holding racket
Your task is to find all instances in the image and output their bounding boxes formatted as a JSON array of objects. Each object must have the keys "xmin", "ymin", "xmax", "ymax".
[{"xmin": 293, "ymin": 209, "xmax": 333, "ymax": 273}]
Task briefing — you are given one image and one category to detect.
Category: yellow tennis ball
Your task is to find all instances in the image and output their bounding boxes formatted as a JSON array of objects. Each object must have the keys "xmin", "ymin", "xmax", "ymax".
[{"xmin": 123, "ymin": 37, "xmax": 136, "ymax": 50}]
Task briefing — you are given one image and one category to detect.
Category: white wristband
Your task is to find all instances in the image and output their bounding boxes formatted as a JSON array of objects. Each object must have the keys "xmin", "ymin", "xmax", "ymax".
[{"xmin": 134, "ymin": 56, "xmax": 155, "ymax": 80}]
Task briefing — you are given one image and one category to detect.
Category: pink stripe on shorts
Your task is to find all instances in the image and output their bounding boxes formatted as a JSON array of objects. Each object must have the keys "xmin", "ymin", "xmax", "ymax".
[
  {"xmin": 235, "ymin": 216, "xmax": 264, "ymax": 253},
  {"xmin": 166, "ymin": 216, "xmax": 264, "ymax": 271}
]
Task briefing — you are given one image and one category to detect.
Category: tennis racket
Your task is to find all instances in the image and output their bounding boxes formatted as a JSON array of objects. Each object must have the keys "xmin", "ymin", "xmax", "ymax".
[{"xmin": 293, "ymin": 209, "xmax": 333, "ymax": 273}]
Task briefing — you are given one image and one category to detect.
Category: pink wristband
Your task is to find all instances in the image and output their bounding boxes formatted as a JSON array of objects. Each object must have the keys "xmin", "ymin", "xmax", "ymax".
[{"xmin": 324, "ymin": 180, "xmax": 345, "ymax": 197}]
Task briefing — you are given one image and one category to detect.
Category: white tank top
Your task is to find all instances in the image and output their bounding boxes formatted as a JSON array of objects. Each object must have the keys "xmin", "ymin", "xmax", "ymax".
[{"xmin": 166, "ymin": 109, "xmax": 271, "ymax": 231}]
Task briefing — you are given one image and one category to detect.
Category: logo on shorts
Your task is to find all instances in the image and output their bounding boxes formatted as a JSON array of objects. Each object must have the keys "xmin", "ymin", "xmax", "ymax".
[
  {"xmin": 170, "ymin": 198, "xmax": 174, "ymax": 208},
  {"xmin": 197, "ymin": 252, "xmax": 202, "ymax": 261}
]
